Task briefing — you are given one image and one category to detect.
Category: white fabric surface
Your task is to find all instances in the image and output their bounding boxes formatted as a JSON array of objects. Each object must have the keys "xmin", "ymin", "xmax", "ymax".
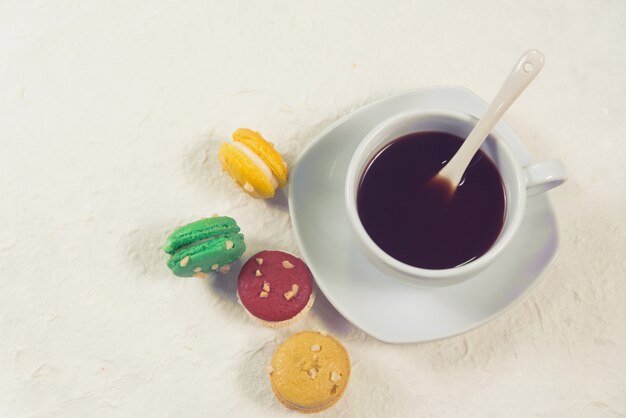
[{"xmin": 1, "ymin": 1, "xmax": 625, "ymax": 416}]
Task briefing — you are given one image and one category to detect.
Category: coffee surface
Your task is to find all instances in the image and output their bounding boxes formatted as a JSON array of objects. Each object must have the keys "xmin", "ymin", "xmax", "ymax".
[{"xmin": 357, "ymin": 132, "xmax": 506, "ymax": 269}]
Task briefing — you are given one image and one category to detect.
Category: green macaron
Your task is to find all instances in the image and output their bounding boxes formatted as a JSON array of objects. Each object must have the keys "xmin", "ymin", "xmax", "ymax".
[{"xmin": 164, "ymin": 216, "xmax": 246, "ymax": 277}]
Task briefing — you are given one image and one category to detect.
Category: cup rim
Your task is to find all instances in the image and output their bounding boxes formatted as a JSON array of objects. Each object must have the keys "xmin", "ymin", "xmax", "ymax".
[{"xmin": 345, "ymin": 108, "xmax": 527, "ymax": 281}]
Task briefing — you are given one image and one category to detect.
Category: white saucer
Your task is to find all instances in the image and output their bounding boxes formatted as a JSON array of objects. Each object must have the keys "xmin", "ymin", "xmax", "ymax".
[{"xmin": 288, "ymin": 86, "xmax": 560, "ymax": 344}]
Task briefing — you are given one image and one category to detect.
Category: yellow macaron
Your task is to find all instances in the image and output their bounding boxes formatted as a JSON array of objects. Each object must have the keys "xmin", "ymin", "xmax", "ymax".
[
  {"xmin": 268, "ymin": 331, "xmax": 350, "ymax": 413},
  {"xmin": 218, "ymin": 128, "xmax": 289, "ymax": 199}
]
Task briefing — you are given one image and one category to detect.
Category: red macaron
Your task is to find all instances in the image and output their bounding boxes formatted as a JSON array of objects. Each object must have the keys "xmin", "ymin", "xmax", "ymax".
[{"xmin": 237, "ymin": 250, "xmax": 315, "ymax": 327}]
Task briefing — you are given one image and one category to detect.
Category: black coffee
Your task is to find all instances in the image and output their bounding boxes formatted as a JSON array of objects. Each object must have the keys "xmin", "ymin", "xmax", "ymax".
[{"xmin": 357, "ymin": 132, "xmax": 506, "ymax": 270}]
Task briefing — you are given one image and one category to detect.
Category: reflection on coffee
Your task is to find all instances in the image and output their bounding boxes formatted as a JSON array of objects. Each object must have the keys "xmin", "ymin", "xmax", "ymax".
[{"xmin": 357, "ymin": 132, "xmax": 506, "ymax": 269}]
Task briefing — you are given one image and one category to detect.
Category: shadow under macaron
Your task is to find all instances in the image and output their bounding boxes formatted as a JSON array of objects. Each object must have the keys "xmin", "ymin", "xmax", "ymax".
[
  {"xmin": 263, "ymin": 187, "xmax": 289, "ymax": 212},
  {"xmin": 310, "ymin": 290, "xmax": 357, "ymax": 340},
  {"xmin": 205, "ymin": 258, "xmax": 244, "ymax": 304}
]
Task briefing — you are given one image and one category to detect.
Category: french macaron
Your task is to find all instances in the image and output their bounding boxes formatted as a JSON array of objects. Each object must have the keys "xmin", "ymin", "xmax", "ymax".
[
  {"xmin": 237, "ymin": 250, "xmax": 314, "ymax": 327},
  {"xmin": 218, "ymin": 128, "xmax": 288, "ymax": 199},
  {"xmin": 163, "ymin": 216, "xmax": 245, "ymax": 277},
  {"xmin": 268, "ymin": 331, "xmax": 351, "ymax": 414}
]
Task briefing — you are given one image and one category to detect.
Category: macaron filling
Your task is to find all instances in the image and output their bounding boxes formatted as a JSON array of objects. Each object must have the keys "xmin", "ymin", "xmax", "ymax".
[{"xmin": 232, "ymin": 141, "xmax": 279, "ymax": 189}]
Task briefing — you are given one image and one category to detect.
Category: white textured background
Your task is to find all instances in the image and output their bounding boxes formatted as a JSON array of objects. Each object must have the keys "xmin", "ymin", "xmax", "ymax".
[{"xmin": 1, "ymin": 1, "xmax": 625, "ymax": 417}]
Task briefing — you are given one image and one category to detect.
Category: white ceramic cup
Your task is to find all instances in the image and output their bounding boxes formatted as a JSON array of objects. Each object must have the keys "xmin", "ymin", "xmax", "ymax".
[{"xmin": 345, "ymin": 109, "xmax": 566, "ymax": 286}]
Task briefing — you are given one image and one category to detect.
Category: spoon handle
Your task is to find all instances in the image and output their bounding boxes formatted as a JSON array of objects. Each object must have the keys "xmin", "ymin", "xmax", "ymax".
[{"xmin": 440, "ymin": 49, "xmax": 545, "ymax": 187}]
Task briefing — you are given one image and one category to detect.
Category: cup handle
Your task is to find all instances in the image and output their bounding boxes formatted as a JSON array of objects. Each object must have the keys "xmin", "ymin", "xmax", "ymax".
[{"xmin": 522, "ymin": 159, "xmax": 567, "ymax": 197}]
